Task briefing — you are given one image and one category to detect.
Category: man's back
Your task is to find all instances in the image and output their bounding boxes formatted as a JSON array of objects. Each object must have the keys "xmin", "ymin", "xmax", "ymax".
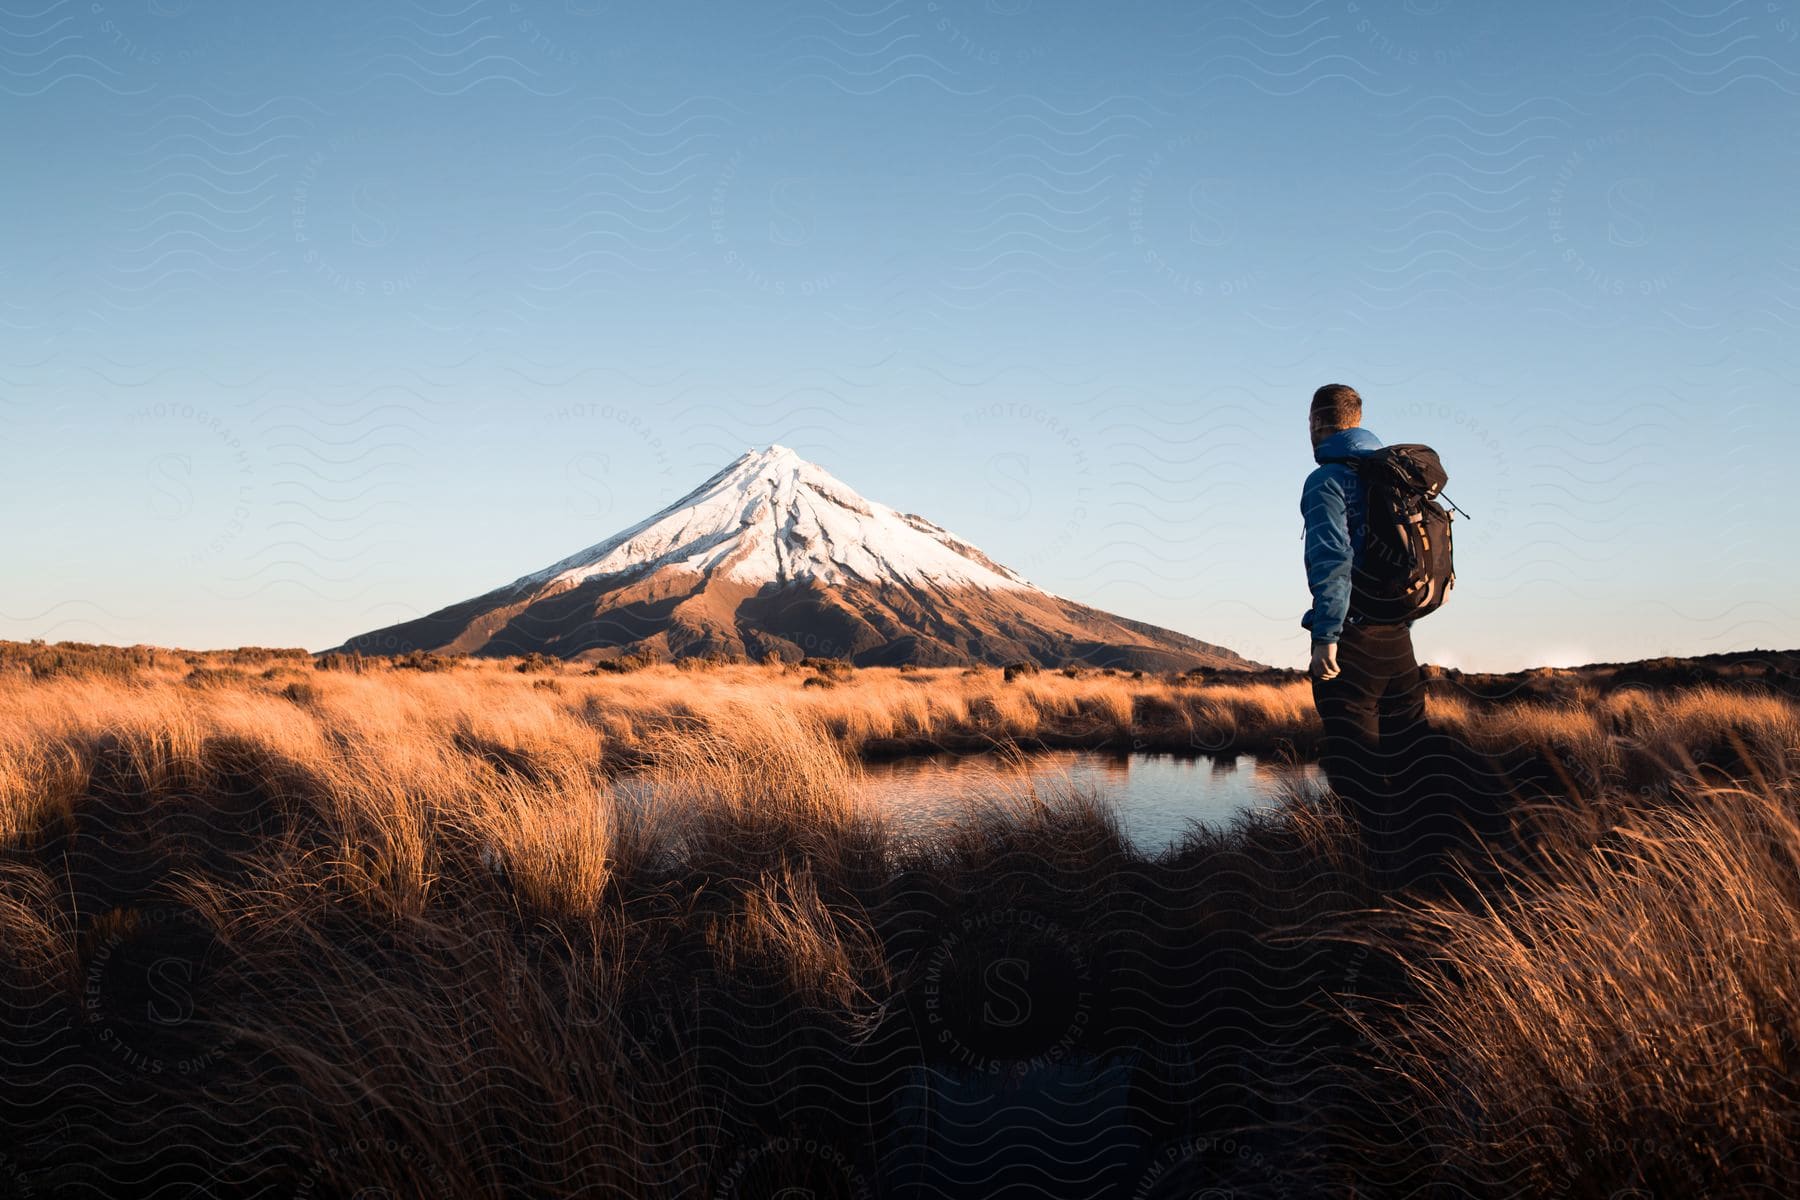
[
  {"xmin": 1300, "ymin": 425, "xmax": 1383, "ymax": 646},
  {"xmin": 1301, "ymin": 389, "xmax": 1429, "ymax": 888}
]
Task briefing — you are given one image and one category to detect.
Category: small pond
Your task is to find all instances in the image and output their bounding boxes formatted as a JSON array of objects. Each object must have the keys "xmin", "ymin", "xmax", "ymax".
[{"xmin": 858, "ymin": 750, "xmax": 1321, "ymax": 852}]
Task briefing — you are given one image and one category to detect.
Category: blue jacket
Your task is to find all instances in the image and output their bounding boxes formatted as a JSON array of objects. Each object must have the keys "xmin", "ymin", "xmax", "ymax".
[{"xmin": 1301, "ymin": 426, "xmax": 1383, "ymax": 645}]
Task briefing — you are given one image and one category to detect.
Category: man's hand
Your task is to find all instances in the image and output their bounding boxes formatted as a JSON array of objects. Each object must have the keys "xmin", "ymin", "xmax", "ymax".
[{"xmin": 1309, "ymin": 642, "xmax": 1340, "ymax": 681}]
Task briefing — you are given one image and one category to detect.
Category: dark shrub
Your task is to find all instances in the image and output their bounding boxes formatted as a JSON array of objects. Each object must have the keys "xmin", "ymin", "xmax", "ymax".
[
  {"xmin": 394, "ymin": 650, "xmax": 457, "ymax": 672},
  {"xmin": 676, "ymin": 653, "xmax": 728, "ymax": 672},
  {"xmin": 184, "ymin": 667, "xmax": 248, "ymax": 688},
  {"xmin": 1002, "ymin": 661, "xmax": 1039, "ymax": 683},
  {"xmin": 282, "ymin": 680, "xmax": 321, "ymax": 705},
  {"xmin": 314, "ymin": 651, "xmax": 367, "ymax": 673},
  {"xmin": 516, "ymin": 653, "xmax": 558, "ymax": 674},
  {"xmin": 591, "ymin": 649, "xmax": 660, "ymax": 674},
  {"xmin": 0, "ymin": 640, "xmax": 161, "ymax": 680},
  {"xmin": 222, "ymin": 646, "xmax": 311, "ymax": 666}
]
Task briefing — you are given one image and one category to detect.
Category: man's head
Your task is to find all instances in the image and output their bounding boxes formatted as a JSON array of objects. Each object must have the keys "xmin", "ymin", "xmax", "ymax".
[{"xmin": 1309, "ymin": 384, "xmax": 1362, "ymax": 447}]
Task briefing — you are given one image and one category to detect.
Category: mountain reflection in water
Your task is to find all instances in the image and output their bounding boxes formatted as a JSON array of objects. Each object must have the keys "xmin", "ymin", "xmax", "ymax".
[{"xmin": 858, "ymin": 749, "xmax": 1321, "ymax": 852}]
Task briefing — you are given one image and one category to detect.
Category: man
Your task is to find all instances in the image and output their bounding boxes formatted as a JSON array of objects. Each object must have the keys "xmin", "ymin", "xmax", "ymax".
[{"xmin": 1300, "ymin": 384, "xmax": 1429, "ymax": 879}]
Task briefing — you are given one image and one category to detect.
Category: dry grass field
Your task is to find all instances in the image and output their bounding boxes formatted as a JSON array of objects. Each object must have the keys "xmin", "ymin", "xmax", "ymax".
[{"xmin": 1, "ymin": 641, "xmax": 1798, "ymax": 1197}]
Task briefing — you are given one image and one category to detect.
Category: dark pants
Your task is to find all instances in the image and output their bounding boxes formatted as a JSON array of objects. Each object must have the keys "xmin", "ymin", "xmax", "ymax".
[{"xmin": 1311, "ymin": 621, "xmax": 1430, "ymax": 880}]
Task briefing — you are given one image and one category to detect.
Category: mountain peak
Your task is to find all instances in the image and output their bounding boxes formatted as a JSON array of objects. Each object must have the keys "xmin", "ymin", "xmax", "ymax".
[
  {"xmin": 517, "ymin": 445, "xmax": 1032, "ymax": 595},
  {"xmin": 739, "ymin": 443, "xmax": 799, "ymax": 467}
]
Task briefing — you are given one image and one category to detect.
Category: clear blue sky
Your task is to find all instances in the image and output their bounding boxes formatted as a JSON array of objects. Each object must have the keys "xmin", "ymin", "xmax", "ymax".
[{"xmin": 4, "ymin": 0, "xmax": 1796, "ymax": 671}]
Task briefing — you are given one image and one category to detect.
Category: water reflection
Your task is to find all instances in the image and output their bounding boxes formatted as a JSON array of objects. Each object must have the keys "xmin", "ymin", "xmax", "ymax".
[{"xmin": 858, "ymin": 750, "xmax": 1321, "ymax": 852}]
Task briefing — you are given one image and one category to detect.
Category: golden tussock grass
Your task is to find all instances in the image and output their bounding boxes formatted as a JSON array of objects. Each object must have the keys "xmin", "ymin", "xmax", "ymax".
[
  {"xmin": 1355, "ymin": 775, "xmax": 1800, "ymax": 1195},
  {"xmin": 1, "ymin": 646, "xmax": 1798, "ymax": 1195}
]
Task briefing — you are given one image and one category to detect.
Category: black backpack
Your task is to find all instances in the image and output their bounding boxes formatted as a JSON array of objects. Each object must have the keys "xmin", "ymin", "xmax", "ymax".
[{"xmin": 1319, "ymin": 443, "xmax": 1460, "ymax": 624}]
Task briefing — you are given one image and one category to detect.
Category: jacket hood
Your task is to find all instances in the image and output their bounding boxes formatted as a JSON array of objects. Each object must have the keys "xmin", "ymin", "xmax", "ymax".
[{"xmin": 1313, "ymin": 426, "xmax": 1382, "ymax": 464}]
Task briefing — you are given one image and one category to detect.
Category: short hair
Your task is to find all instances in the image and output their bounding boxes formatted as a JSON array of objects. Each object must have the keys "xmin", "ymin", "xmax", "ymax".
[{"xmin": 1310, "ymin": 384, "xmax": 1362, "ymax": 433}]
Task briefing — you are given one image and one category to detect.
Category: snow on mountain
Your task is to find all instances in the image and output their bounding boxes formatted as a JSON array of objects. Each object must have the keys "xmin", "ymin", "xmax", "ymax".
[{"xmin": 516, "ymin": 444, "xmax": 1032, "ymax": 594}]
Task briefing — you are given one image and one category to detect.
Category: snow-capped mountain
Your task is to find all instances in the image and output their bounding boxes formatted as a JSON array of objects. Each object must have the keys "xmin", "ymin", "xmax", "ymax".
[
  {"xmin": 337, "ymin": 445, "xmax": 1255, "ymax": 670},
  {"xmin": 518, "ymin": 443, "xmax": 1032, "ymax": 595}
]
